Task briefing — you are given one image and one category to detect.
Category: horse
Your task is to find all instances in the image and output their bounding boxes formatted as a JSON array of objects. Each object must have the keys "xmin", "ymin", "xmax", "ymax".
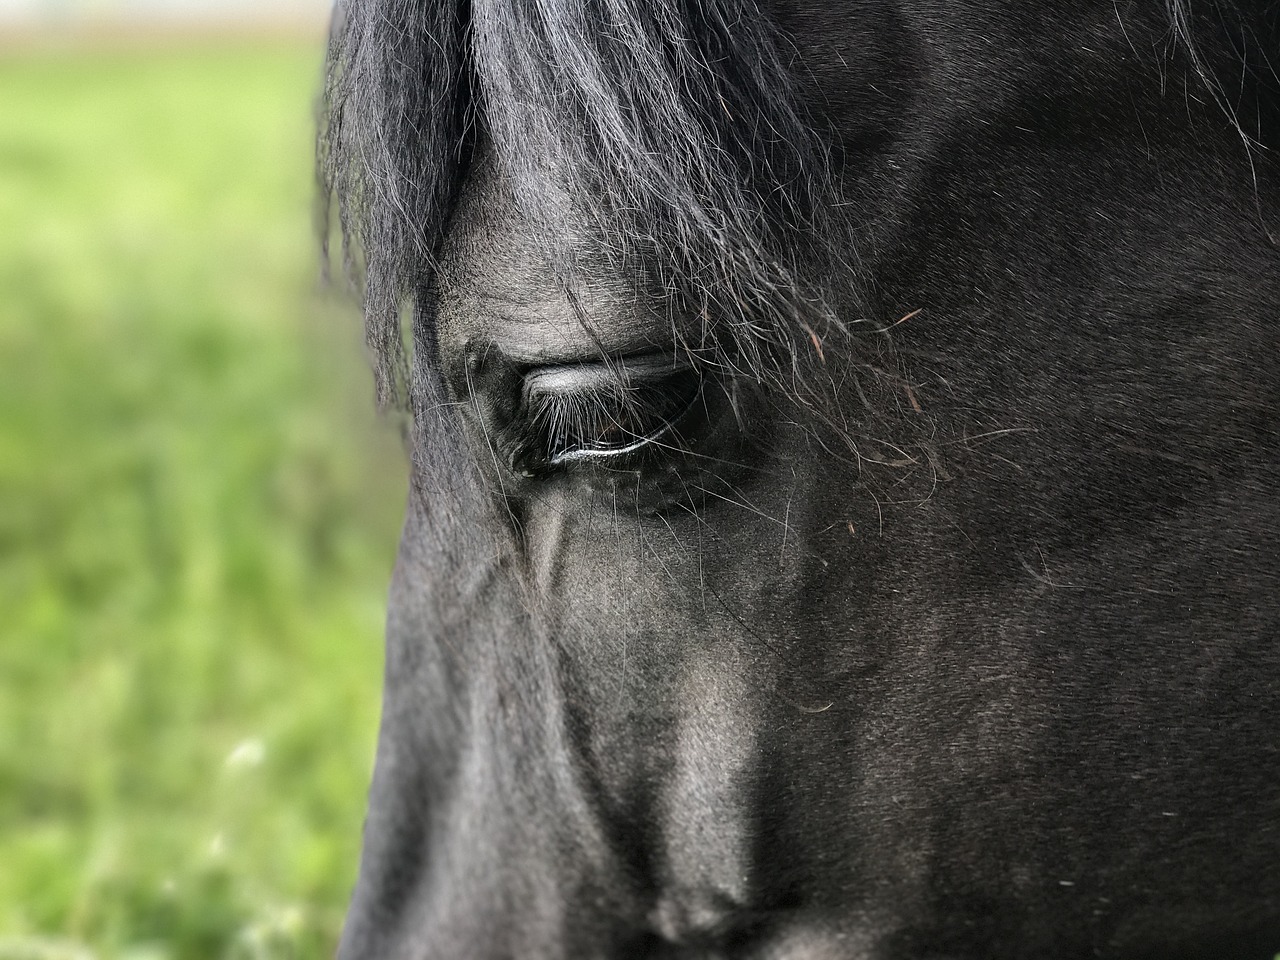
[{"xmin": 319, "ymin": 0, "xmax": 1280, "ymax": 956}]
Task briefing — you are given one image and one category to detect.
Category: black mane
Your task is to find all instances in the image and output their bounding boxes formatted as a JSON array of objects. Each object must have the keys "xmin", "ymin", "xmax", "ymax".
[
  {"xmin": 320, "ymin": 0, "xmax": 858, "ymax": 410},
  {"xmin": 320, "ymin": 0, "xmax": 1274, "ymax": 406}
]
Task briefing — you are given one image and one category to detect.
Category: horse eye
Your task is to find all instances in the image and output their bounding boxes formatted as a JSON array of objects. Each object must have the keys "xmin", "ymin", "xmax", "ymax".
[{"xmin": 513, "ymin": 358, "xmax": 701, "ymax": 475}]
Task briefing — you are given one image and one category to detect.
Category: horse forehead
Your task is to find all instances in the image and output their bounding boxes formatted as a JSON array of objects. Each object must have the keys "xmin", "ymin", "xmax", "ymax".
[{"xmin": 435, "ymin": 163, "xmax": 667, "ymax": 359}]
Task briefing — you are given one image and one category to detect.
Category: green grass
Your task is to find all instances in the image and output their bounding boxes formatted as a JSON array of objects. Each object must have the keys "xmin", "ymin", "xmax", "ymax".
[{"xmin": 0, "ymin": 41, "xmax": 406, "ymax": 959}]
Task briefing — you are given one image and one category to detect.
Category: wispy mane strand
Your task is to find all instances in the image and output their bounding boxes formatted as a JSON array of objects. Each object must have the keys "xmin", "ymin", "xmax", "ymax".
[
  {"xmin": 320, "ymin": 0, "xmax": 860, "ymax": 409},
  {"xmin": 320, "ymin": 0, "xmax": 471, "ymax": 405}
]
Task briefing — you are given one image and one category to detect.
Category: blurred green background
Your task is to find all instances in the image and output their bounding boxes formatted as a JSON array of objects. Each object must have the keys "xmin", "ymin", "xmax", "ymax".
[{"xmin": 0, "ymin": 29, "xmax": 406, "ymax": 960}]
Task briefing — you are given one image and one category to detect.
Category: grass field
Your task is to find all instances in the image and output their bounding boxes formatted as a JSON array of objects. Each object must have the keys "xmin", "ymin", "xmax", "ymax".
[{"xmin": 0, "ymin": 40, "xmax": 406, "ymax": 959}]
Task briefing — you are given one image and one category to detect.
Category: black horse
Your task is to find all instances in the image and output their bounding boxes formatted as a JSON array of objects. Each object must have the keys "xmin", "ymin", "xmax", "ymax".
[{"xmin": 320, "ymin": 1, "xmax": 1280, "ymax": 956}]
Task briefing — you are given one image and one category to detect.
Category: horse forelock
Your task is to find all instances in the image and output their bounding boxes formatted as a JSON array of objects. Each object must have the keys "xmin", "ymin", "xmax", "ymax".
[
  {"xmin": 321, "ymin": 0, "xmax": 867, "ymax": 411},
  {"xmin": 319, "ymin": 0, "xmax": 1269, "ymax": 411}
]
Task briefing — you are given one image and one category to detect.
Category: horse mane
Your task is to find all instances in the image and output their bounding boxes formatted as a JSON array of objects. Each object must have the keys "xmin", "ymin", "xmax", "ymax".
[
  {"xmin": 319, "ymin": 0, "xmax": 1274, "ymax": 409},
  {"xmin": 319, "ymin": 0, "xmax": 468, "ymax": 406},
  {"xmin": 319, "ymin": 0, "xmax": 858, "ymax": 412}
]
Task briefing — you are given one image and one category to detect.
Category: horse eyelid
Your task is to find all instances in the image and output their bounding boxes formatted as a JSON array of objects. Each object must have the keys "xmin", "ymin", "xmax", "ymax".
[
  {"xmin": 544, "ymin": 389, "xmax": 701, "ymax": 467},
  {"xmin": 515, "ymin": 363, "xmax": 702, "ymax": 473}
]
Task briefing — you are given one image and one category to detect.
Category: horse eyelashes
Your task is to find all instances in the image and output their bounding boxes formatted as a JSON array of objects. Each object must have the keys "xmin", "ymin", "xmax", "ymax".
[{"xmin": 515, "ymin": 363, "xmax": 701, "ymax": 473}]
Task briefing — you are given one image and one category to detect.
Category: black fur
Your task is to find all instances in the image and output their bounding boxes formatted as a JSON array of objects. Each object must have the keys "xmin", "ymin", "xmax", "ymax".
[{"xmin": 321, "ymin": 2, "xmax": 1280, "ymax": 957}]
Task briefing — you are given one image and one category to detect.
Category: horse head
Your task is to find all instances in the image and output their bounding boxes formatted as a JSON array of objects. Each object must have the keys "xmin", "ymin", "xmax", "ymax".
[{"xmin": 321, "ymin": 2, "xmax": 1280, "ymax": 956}]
